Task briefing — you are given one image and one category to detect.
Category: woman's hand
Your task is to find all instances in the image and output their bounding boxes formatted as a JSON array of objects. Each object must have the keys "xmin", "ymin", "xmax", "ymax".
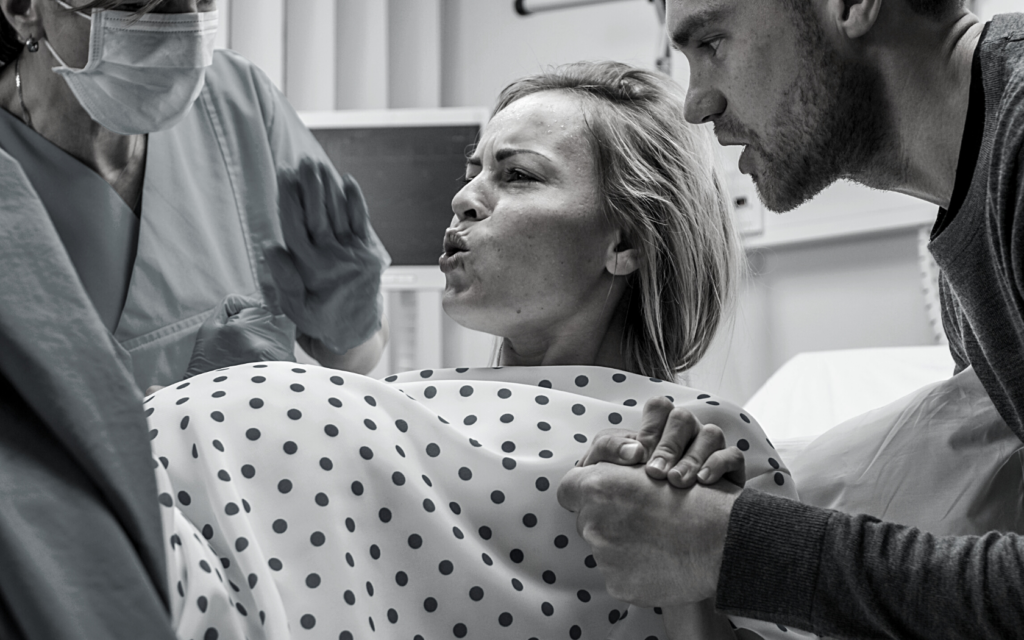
[{"xmin": 576, "ymin": 397, "xmax": 746, "ymax": 489}]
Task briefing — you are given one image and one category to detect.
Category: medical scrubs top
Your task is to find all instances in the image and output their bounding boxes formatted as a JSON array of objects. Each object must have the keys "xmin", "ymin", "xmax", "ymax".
[{"xmin": 0, "ymin": 50, "xmax": 339, "ymax": 391}]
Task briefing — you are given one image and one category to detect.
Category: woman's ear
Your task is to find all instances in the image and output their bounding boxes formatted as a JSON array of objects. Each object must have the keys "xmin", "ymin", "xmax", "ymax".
[
  {"xmin": 605, "ymin": 233, "xmax": 639, "ymax": 277},
  {"xmin": 2, "ymin": 0, "xmax": 43, "ymax": 42}
]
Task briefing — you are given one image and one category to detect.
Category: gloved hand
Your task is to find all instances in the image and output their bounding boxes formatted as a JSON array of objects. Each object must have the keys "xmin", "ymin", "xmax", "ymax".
[
  {"xmin": 264, "ymin": 160, "xmax": 390, "ymax": 355},
  {"xmin": 185, "ymin": 294, "xmax": 296, "ymax": 378}
]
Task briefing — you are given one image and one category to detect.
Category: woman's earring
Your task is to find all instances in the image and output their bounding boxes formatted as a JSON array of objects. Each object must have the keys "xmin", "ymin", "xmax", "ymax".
[{"xmin": 25, "ymin": 37, "xmax": 39, "ymax": 53}]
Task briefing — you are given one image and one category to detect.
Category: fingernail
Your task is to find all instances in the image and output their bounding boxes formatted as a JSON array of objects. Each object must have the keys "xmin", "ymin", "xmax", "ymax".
[
  {"xmin": 619, "ymin": 442, "xmax": 642, "ymax": 460},
  {"xmin": 649, "ymin": 457, "xmax": 667, "ymax": 473},
  {"xmin": 697, "ymin": 468, "xmax": 711, "ymax": 482}
]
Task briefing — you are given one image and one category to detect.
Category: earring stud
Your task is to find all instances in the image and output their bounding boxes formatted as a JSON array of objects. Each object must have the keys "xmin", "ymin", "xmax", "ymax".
[{"xmin": 25, "ymin": 37, "xmax": 39, "ymax": 53}]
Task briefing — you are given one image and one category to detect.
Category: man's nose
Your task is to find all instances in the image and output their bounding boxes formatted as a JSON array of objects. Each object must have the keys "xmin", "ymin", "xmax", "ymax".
[{"xmin": 683, "ymin": 83, "xmax": 726, "ymax": 124}]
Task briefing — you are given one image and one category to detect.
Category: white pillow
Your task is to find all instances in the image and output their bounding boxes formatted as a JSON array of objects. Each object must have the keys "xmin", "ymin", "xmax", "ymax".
[{"xmin": 788, "ymin": 366, "xmax": 1024, "ymax": 536}]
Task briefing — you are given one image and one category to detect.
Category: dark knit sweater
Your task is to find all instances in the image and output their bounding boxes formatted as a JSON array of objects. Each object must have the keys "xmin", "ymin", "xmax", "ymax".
[{"xmin": 715, "ymin": 14, "xmax": 1024, "ymax": 639}]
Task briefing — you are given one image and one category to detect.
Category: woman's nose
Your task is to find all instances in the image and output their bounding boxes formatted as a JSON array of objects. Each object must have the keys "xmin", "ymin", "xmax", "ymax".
[{"xmin": 451, "ymin": 180, "xmax": 488, "ymax": 223}]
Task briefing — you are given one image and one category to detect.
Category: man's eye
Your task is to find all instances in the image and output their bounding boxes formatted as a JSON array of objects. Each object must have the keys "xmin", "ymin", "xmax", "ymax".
[{"xmin": 701, "ymin": 37, "xmax": 723, "ymax": 54}]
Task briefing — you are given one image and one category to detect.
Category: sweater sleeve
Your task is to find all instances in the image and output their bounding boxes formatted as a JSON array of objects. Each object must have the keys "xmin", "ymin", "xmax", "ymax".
[{"xmin": 716, "ymin": 489, "xmax": 1024, "ymax": 639}]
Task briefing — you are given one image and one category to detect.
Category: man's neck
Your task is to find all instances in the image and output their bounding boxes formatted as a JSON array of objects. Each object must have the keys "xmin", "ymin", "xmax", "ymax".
[{"xmin": 861, "ymin": 10, "xmax": 984, "ymax": 207}]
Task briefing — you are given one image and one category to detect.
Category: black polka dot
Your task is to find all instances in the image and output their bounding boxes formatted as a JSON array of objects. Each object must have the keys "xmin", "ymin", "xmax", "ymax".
[
  {"xmin": 453, "ymin": 623, "xmax": 467, "ymax": 637},
  {"xmin": 310, "ymin": 531, "xmax": 326, "ymax": 546},
  {"xmin": 422, "ymin": 475, "xmax": 433, "ymax": 486},
  {"xmin": 450, "ymin": 502, "xmax": 462, "ymax": 514},
  {"xmin": 396, "ymin": 419, "xmax": 409, "ymax": 432},
  {"xmin": 179, "ymin": 416, "xmax": 189, "ymax": 430},
  {"xmin": 351, "ymin": 480, "xmax": 364, "ymax": 495},
  {"xmin": 458, "ymin": 467, "xmax": 472, "ymax": 480},
  {"xmin": 176, "ymin": 397, "xmax": 189, "ymax": 405},
  {"xmin": 268, "ymin": 558, "xmax": 282, "ymax": 571},
  {"xmin": 197, "ymin": 596, "xmax": 208, "ymax": 612},
  {"xmin": 408, "ymin": 534, "xmax": 423, "ymax": 549},
  {"xmin": 774, "ymin": 472, "xmax": 786, "ymax": 486},
  {"xmin": 523, "ymin": 513, "xmax": 538, "ymax": 527},
  {"xmin": 379, "ymin": 508, "xmax": 392, "ymax": 523},
  {"xmin": 212, "ymin": 439, "xmax": 224, "ymax": 452},
  {"xmin": 315, "ymin": 492, "xmax": 329, "ymax": 506},
  {"xmin": 453, "ymin": 526, "xmax": 464, "ymax": 539},
  {"xmin": 364, "ymin": 418, "xmax": 377, "ymax": 430},
  {"xmin": 420, "ymin": 370, "xmax": 434, "ymax": 378},
  {"xmin": 737, "ymin": 439, "xmax": 750, "ymax": 451},
  {"xmin": 535, "ymin": 395, "xmax": 549, "ymax": 405},
  {"xmin": 210, "ymin": 411, "xmax": 224, "ymax": 422},
  {"xmin": 204, "ymin": 629, "xmax": 217, "ymax": 640},
  {"xmin": 306, "ymin": 573, "xmax": 321, "ymax": 588},
  {"xmin": 385, "ymin": 375, "xmax": 398, "ymax": 382},
  {"xmin": 272, "ymin": 519, "xmax": 287, "ymax": 533},
  {"xmin": 499, "ymin": 612, "xmax": 513, "ymax": 627},
  {"xmin": 460, "ymin": 385, "xmax": 474, "ymax": 397},
  {"xmin": 396, "ymin": 571, "xmax": 408, "ymax": 586},
  {"xmin": 283, "ymin": 441, "xmax": 298, "ymax": 454},
  {"xmin": 574, "ymin": 433, "xmax": 588, "ymax": 443},
  {"xmin": 498, "ymin": 388, "xmax": 511, "ymax": 399},
  {"xmin": 324, "ymin": 424, "xmax": 339, "ymax": 437},
  {"xmin": 609, "ymin": 412, "xmax": 623, "ymax": 424},
  {"xmin": 542, "ymin": 570, "xmax": 556, "ymax": 584},
  {"xmin": 423, "ymin": 498, "xmax": 435, "ymax": 512},
  {"xmin": 469, "ymin": 439, "xmax": 482, "ymax": 447},
  {"xmin": 344, "ymin": 590, "xmax": 356, "ymax": 605},
  {"xmin": 613, "ymin": 373, "xmax": 627, "ymax": 382},
  {"xmin": 481, "ymin": 553, "xmax": 493, "ymax": 566},
  {"xmin": 426, "ymin": 443, "xmax": 441, "ymax": 457},
  {"xmin": 330, "ymin": 375, "xmax": 344, "ymax": 385},
  {"xmin": 424, "ymin": 597, "xmax": 438, "ymax": 612},
  {"xmin": 509, "ymin": 549, "xmax": 524, "ymax": 563},
  {"xmin": 539, "ymin": 380, "xmax": 552, "ymax": 388},
  {"xmin": 511, "ymin": 578, "xmax": 523, "ymax": 591},
  {"xmin": 346, "ymin": 518, "xmax": 356, "ymax": 532},
  {"xmin": 578, "ymin": 589, "xmax": 591, "ymax": 602},
  {"xmin": 360, "ymin": 446, "xmax": 374, "ymax": 460},
  {"xmin": 248, "ymin": 573, "xmax": 257, "ymax": 588},
  {"xmin": 277, "ymin": 479, "xmax": 292, "ymax": 494},
  {"xmin": 584, "ymin": 555, "xmax": 597, "ymax": 568},
  {"xmin": 158, "ymin": 493, "xmax": 172, "ymax": 507},
  {"xmin": 538, "ymin": 421, "xmax": 551, "ymax": 431},
  {"xmin": 469, "ymin": 586, "xmax": 484, "ymax": 601},
  {"xmin": 251, "ymin": 376, "xmax": 265, "ymax": 383},
  {"xmin": 501, "ymin": 441, "xmax": 516, "ymax": 453},
  {"xmin": 554, "ymin": 534, "xmax": 569, "ymax": 548},
  {"xmin": 479, "ymin": 526, "xmax": 492, "ymax": 540},
  {"xmin": 424, "ymin": 387, "xmax": 437, "ymax": 399},
  {"xmin": 370, "ymin": 544, "xmax": 381, "ymax": 559},
  {"xmin": 575, "ymin": 375, "xmax": 589, "ymax": 387},
  {"xmin": 572, "ymin": 404, "xmax": 586, "ymax": 415},
  {"xmin": 392, "ymin": 471, "xmax": 406, "ymax": 486},
  {"xmin": 570, "ymin": 625, "xmax": 582, "ymax": 639},
  {"xmin": 217, "ymin": 470, "xmax": 230, "ymax": 482},
  {"xmin": 177, "ymin": 491, "xmax": 191, "ymax": 506},
  {"xmin": 740, "ymin": 413, "xmax": 751, "ymax": 423},
  {"xmin": 769, "ymin": 458, "xmax": 780, "ymax": 469},
  {"xmin": 539, "ymin": 450, "xmax": 553, "ymax": 459},
  {"xmin": 491, "ymin": 490, "xmax": 505, "ymax": 504},
  {"xmin": 346, "ymin": 552, "xmax": 354, "ymax": 566},
  {"xmin": 242, "ymin": 499, "xmax": 250, "ymax": 512},
  {"xmin": 245, "ymin": 428, "xmax": 261, "ymax": 441},
  {"xmin": 364, "ymin": 395, "xmax": 377, "ymax": 406},
  {"xmin": 226, "ymin": 502, "xmax": 240, "ymax": 515},
  {"xmin": 287, "ymin": 409, "xmax": 302, "ymax": 420},
  {"xmin": 387, "ymin": 608, "xmax": 398, "ymax": 624},
  {"xmin": 439, "ymin": 560, "xmax": 454, "ymax": 575},
  {"xmin": 320, "ymin": 457, "xmax": 334, "ymax": 471},
  {"xmin": 202, "ymin": 524, "xmax": 214, "ymax": 539},
  {"xmin": 300, "ymin": 614, "xmax": 315, "ymax": 629},
  {"xmin": 541, "ymin": 602, "xmax": 554, "ymax": 616},
  {"xmin": 502, "ymin": 458, "xmax": 517, "ymax": 470},
  {"xmin": 463, "ymin": 415, "xmax": 477, "ymax": 425}
]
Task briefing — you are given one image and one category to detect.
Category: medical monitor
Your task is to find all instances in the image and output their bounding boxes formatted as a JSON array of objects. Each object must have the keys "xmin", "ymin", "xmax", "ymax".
[{"xmin": 300, "ymin": 108, "xmax": 488, "ymax": 270}]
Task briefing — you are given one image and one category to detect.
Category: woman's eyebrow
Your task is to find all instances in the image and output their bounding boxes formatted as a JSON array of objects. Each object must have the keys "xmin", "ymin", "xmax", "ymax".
[{"xmin": 494, "ymin": 148, "xmax": 549, "ymax": 162}]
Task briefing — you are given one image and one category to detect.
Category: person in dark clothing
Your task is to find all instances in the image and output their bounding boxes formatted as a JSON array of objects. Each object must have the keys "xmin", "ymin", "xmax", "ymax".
[{"xmin": 560, "ymin": 1, "xmax": 1024, "ymax": 638}]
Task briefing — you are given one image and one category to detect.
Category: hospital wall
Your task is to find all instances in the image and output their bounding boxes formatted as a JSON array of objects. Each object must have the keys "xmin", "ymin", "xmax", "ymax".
[{"xmin": 216, "ymin": 0, "xmax": 1012, "ymax": 404}]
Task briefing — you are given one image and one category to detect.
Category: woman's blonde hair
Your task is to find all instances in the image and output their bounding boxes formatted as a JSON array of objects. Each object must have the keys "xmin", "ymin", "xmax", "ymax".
[{"xmin": 493, "ymin": 61, "xmax": 742, "ymax": 381}]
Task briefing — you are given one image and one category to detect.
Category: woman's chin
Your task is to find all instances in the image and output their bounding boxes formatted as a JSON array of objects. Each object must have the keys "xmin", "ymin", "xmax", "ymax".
[{"xmin": 442, "ymin": 292, "xmax": 503, "ymax": 337}]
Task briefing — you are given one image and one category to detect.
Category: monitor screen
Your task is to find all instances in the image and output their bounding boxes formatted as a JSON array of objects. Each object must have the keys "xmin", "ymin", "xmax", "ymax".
[{"xmin": 303, "ymin": 110, "xmax": 486, "ymax": 267}]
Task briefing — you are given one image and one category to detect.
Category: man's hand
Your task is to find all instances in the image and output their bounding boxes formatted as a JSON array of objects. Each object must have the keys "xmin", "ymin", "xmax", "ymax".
[
  {"xmin": 557, "ymin": 462, "xmax": 740, "ymax": 607},
  {"xmin": 577, "ymin": 396, "xmax": 746, "ymax": 488}
]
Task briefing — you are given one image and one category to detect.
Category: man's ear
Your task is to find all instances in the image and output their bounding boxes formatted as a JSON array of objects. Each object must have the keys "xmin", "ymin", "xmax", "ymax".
[
  {"xmin": 1, "ymin": 0, "xmax": 44, "ymax": 42},
  {"xmin": 825, "ymin": 0, "xmax": 883, "ymax": 39},
  {"xmin": 605, "ymin": 233, "xmax": 640, "ymax": 277}
]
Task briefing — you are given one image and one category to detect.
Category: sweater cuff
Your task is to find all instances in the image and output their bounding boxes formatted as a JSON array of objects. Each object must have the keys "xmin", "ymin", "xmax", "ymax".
[{"xmin": 715, "ymin": 489, "xmax": 832, "ymax": 626}]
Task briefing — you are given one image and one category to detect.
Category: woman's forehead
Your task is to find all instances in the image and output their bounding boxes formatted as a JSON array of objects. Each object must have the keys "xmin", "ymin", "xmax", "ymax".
[{"xmin": 478, "ymin": 92, "xmax": 592, "ymax": 159}]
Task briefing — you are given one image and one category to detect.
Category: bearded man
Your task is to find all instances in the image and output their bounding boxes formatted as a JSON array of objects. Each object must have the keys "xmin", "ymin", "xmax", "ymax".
[{"xmin": 560, "ymin": 1, "xmax": 1024, "ymax": 638}]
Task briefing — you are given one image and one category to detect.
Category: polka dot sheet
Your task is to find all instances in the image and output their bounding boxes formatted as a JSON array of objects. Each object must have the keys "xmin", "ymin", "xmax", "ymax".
[{"xmin": 146, "ymin": 362, "xmax": 811, "ymax": 640}]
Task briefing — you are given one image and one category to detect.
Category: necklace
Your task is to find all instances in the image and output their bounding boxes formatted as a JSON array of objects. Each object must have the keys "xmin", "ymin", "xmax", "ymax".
[{"xmin": 14, "ymin": 56, "xmax": 33, "ymax": 130}]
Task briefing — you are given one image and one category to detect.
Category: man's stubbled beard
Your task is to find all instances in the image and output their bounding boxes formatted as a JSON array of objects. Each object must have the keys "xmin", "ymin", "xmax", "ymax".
[{"xmin": 718, "ymin": 8, "xmax": 900, "ymax": 213}]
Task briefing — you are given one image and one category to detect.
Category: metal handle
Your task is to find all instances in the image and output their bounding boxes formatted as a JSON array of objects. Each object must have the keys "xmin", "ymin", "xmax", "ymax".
[{"xmin": 515, "ymin": 0, "xmax": 640, "ymax": 16}]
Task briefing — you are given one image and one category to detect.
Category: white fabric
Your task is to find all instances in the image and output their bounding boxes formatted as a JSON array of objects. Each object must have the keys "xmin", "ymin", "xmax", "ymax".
[
  {"xmin": 790, "ymin": 366, "xmax": 1024, "ymax": 536},
  {"xmin": 744, "ymin": 346, "xmax": 956, "ymax": 442},
  {"xmin": 147, "ymin": 362, "xmax": 811, "ymax": 640}
]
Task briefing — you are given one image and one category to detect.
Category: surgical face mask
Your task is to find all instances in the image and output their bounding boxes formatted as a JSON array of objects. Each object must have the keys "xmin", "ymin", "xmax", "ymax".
[{"xmin": 45, "ymin": 1, "xmax": 218, "ymax": 135}]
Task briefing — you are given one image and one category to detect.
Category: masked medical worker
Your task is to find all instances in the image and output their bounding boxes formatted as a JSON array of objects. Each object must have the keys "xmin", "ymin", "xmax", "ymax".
[{"xmin": 0, "ymin": 0, "xmax": 390, "ymax": 392}]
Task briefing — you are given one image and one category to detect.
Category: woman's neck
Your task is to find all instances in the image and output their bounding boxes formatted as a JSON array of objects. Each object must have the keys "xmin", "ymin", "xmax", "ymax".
[
  {"xmin": 499, "ymin": 294, "xmax": 631, "ymax": 372},
  {"xmin": 0, "ymin": 50, "xmax": 147, "ymax": 210}
]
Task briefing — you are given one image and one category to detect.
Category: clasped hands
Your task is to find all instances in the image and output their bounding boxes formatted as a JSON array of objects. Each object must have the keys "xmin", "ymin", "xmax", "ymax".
[{"xmin": 558, "ymin": 396, "xmax": 743, "ymax": 610}]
